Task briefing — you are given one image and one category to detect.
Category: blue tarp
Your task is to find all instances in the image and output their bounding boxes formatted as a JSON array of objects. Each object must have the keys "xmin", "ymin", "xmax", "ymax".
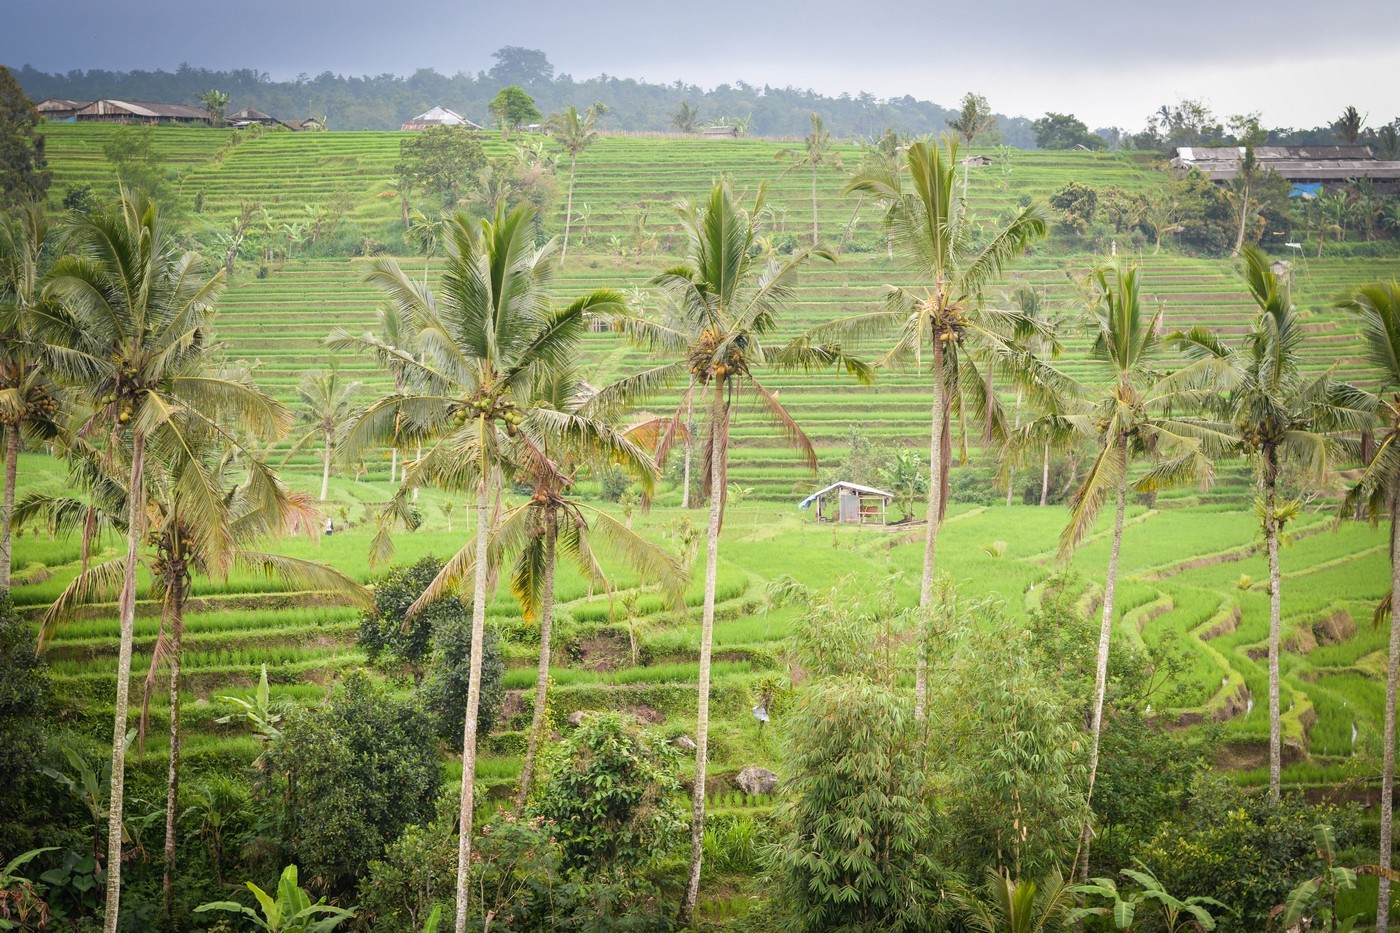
[{"xmin": 1290, "ymin": 183, "xmax": 1322, "ymax": 199}]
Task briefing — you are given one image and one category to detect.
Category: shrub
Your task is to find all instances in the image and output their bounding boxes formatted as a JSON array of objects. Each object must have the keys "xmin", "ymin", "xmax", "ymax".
[{"xmin": 421, "ymin": 609, "xmax": 507, "ymax": 750}]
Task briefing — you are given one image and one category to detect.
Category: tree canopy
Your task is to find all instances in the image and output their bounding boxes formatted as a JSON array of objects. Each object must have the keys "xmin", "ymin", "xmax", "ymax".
[{"xmin": 0, "ymin": 65, "xmax": 50, "ymax": 207}]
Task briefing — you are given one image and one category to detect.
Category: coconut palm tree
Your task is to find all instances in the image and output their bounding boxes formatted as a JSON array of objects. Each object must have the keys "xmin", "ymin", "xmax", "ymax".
[
  {"xmin": 947, "ymin": 92, "xmax": 996, "ymax": 201},
  {"xmin": 285, "ymin": 364, "xmax": 361, "ymax": 501},
  {"xmin": 24, "ymin": 410, "xmax": 370, "ymax": 917},
  {"xmin": 545, "ymin": 102, "xmax": 607, "ymax": 264},
  {"xmin": 825, "ymin": 135, "xmax": 1049, "ymax": 717},
  {"xmin": 600, "ymin": 181, "xmax": 870, "ymax": 920},
  {"xmin": 406, "ymin": 366, "xmax": 686, "ymax": 803},
  {"xmin": 334, "ymin": 203, "xmax": 627, "ymax": 933},
  {"xmin": 1056, "ymin": 262, "xmax": 1233, "ymax": 884},
  {"xmin": 998, "ymin": 284, "xmax": 1064, "ymax": 507},
  {"xmin": 1173, "ymin": 246, "xmax": 1372, "ymax": 800},
  {"xmin": 776, "ymin": 112, "xmax": 842, "ymax": 245},
  {"xmin": 1334, "ymin": 280, "xmax": 1400, "ymax": 930},
  {"xmin": 40, "ymin": 190, "xmax": 287, "ymax": 933},
  {"xmin": 0, "ymin": 202, "xmax": 64, "ymax": 589}
]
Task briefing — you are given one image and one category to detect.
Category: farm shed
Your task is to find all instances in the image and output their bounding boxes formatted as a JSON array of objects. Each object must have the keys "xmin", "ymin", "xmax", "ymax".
[
  {"xmin": 291, "ymin": 117, "xmax": 328, "ymax": 131},
  {"xmin": 798, "ymin": 482, "xmax": 894, "ymax": 524},
  {"xmin": 227, "ymin": 107, "xmax": 290, "ymax": 128},
  {"xmin": 73, "ymin": 100, "xmax": 212, "ymax": 125},
  {"xmin": 402, "ymin": 106, "xmax": 483, "ymax": 131},
  {"xmin": 1172, "ymin": 145, "xmax": 1400, "ymax": 193},
  {"xmin": 702, "ymin": 125, "xmax": 739, "ymax": 139},
  {"xmin": 35, "ymin": 99, "xmax": 90, "ymax": 121},
  {"xmin": 960, "ymin": 154, "xmax": 994, "ymax": 167}
]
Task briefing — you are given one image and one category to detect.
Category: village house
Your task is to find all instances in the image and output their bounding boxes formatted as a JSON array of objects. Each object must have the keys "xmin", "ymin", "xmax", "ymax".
[
  {"xmin": 72, "ymin": 99, "xmax": 212, "ymax": 125},
  {"xmin": 1172, "ymin": 145, "xmax": 1400, "ymax": 193},
  {"xmin": 401, "ymin": 106, "xmax": 483, "ymax": 131}
]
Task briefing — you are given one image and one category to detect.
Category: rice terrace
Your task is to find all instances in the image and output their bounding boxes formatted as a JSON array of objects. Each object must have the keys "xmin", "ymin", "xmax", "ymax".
[{"xmin": 2, "ymin": 37, "xmax": 1400, "ymax": 933}]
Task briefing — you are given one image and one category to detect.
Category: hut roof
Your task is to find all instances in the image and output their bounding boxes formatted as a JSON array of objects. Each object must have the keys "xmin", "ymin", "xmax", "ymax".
[
  {"xmin": 1171, "ymin": 145, "xmax": 1400, "ymax": 184},
  {"xmin": 36, "ymin": 99, "xmax": 90, "ymax": 112},
  {"xmin": 798, "ymin": 481, "xmax": 895, "ymax": 510},
  {"xmin": 227, "ymin": 107, "xmax": 275, "ymax": 122},
  {"xmin": 75, "ymin": 99, "xmax": 211, "ymax": 121},
  {"xmin": 402, "ymin": 106, "xmax": 483, "ymax": 130}
]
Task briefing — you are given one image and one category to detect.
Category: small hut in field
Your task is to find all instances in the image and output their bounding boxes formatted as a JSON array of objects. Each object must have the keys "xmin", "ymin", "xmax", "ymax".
[{"xmin": 798, "ymin": 482, "xmax": 895, "ymax": 525}]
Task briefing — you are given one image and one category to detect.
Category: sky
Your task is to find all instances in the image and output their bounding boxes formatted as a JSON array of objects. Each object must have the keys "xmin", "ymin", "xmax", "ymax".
[{"xmin": 4, "ymin": 0, "xmax": 1398, "ymax": 130}]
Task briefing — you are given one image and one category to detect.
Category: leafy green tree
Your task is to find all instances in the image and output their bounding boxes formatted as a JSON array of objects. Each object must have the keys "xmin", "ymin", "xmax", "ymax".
[
  {"xmin": 1335, "ymin": 280, "xmax": 1400, "ymax": 927},
  {"xmin": 395, "ymin": 126, "xmax": 487, "ymax": 211},
  {"xmin": 772, "ymin": 676, "xmax": 938, "ymax": 931},
  {"xmin": 533, "ymin": 712, "xmax": 685, "ymax": 872},
  {"xmin": 1173, "ymin": 247, "xmax": 1370, "ymax": 800},
  {"xmin": 546, "ymin": 102, "xmax": 606, "ymax": 263},
  {"xmin": 776, "ymin": 112, "xmax": 843, "ymax": 245},
  {"xmin": 419, "ymin": 604, "xmax": 506, "ymax": 749},
  {"xmin": 1378, "ymin": 123, "xmax": 1400, "ymax": 161},
  {"xmin": 0, "ymin": 592, "xmax": 51, "ymax": 853},
  {"xmin": 1031, "ymin": 112, "xmax": 1106, "ymax": 150},
  {"xmin": 269, "ymin": 672, "xmax": 439, "ymax": 897},
  {"xmin": 833, "ymin": 135, "xmax": 1048, "ymax": 716},
  {"xmin": 602, "ymin": 181, "xmax": 866, "ymax": 918},
  {"xmin": 489, "ymin": 86, "xmax": 541, "ymax": 140},
  {"xmin": 43, "ymin": 191, "xmax": 279, "ymax": 933},
  {"xmin": 0, "ymin": 203, "xmax": 63, "ymax": 588},
  {"xmin": 340, "ymin": 203, "xmax": 626, "ymax": 933},
  {"xmin": 0, "ymin": 66, "xmax": 50, "ymax": 207},
  {"xmin": 196, "ymin": 864, "xmax": 356, "ymax": 932},
  {"xmin": 1054, "ymin": 263, "xmax": 1232, "ymax": 884},
  {"xmin": 1049, "ymin": 181, "xmax": 1099, "ymax": 234},
  {"xmin": 488, "ymin": 46, "xmax": 555, "ymax": 86}
]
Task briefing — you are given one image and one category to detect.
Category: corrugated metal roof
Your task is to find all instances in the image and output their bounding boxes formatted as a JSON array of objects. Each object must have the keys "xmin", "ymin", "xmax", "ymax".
[
  {"xmin": 75, "ymin": 99, "xmax": 211, "ymax": 120},
  {"xmin": 798, "ymin": 481, "xmax": 895, "ymax": 509}
]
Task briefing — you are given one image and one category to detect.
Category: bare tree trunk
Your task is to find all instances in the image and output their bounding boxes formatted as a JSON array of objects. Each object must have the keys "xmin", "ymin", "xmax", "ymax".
[
  {"xmin": 1378, "ymin": 478, "xmax": 1400, "ymax": 932},
  {"xmin": 518, "ymin": 515, "xmax": 556, "ymax": 804},
  {"xmin": 561, "ymin": 157, "xmax": 577, "ymax": 264},
  {"xmin": 454, "ymin": 463, "xmax": 493, "ymax": 933},
  {"xmin": 682, "ymin": 384, "xmax": 726, "ymax": 922},
  {"xmin": 839, "ymin": 195, "xmax": 865, "ymax": 249},
  {"xmin": 916, "ymin": 342, "xmax": 946, "ymax": 721},
  {"xmin": 1265, "ymin": 469, "xmax": 1283, "ymax": 801},
  {"xmin": 0, "ymin": 425, "xmax": 20, "ymax": 589},
  {"xmin": 1006, "ymin": 395, "xmax": 1021, "ymax": 508},
  {"xmin": 1233, "ymin": 181, "xmax": 1250, "ymax": 256},
  {"xmin": 163, "ymin": 576, "xmax": 185, "ymax": 916},
  {"xmin": 1040, "ymin": 442, "xmax": 1051, "ymax": 507},
  {"xmin": 320, "ymin": 432, "xmax": 332, "ymax": 501},
  {"xmin": 681, "ymin": 393, "xmax": 694, "ymax": 510},
  {"xmin": 103, "ymin": 429, "xmax": 145, "ymax": 933},
  {"xmin": 391, "ymin": 447, "xmax": 398, "ymax": 484},
  {"xmin": 1077, "ymin": 457, "xmax": 1127, "ymax": 887},
  {"xmin": 810, "ymin": 165, "xmax": 820, "ymax": 245}
]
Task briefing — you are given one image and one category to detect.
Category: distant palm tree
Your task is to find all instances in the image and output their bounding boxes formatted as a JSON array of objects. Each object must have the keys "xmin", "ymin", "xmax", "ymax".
[
  {"xmin": 1057, "ymin": 263, "xmax": 1232, "ymax": 885},
  {"xmin": 197, "ymin": 90, "xmax": 229, "ymax": 127},
  {"xmin": 1333, "ymin": 105, "xmax": 1366, "ymax": 144},
  {"xmin": 42, "ymin": 191, "xmax": 285, "ymax": 933},
  {"xmin": 546, "ymin": 102, "xmax": 607, "ymax": 264},
  {"xmin": 0, "ymin": 202, "xmax": 64, "ymax": 588},
  {"xmin": 1334, "ymin": 280, "xmax": 1400, "ymax": 930},
  {"xmin": 1174, "ymin": 246, "xmax": 1371, "ymax": 800},
  {"xmin": 947, "ymin": 92, "xmax": 997, "ymax": 200},
  {"xmin": 286, "ymin": 365, "xmax": 361, "ymax": 501},
  {"xmin": 337, "ymin": 203, "xmax": 626, "ymax": 933},
  {"xmin": 776, "ymin": 112, "xmax": 842, "ymax": 245},
  {"xmin": 671, "ymin": 101, "xmax": 700, "ymax": 134},
  {"xmin": 602, "ymin": 181, "xmax": 868, "ymax": 920},
  {"xmin": 828, "ymin": 135, "xmax": 1049, "ymax": 717}
]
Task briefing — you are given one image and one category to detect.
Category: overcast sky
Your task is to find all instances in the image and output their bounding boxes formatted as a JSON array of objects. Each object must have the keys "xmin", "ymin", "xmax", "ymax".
[{"xmin": 5, "ymin": 0, "xmax": 1398, "ymax": 129}]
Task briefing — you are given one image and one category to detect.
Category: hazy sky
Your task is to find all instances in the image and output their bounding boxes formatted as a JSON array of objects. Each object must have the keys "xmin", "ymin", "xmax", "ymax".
[{"xmin": 5, "ymin": 0, "xmax": 1398, "ymax": 129}]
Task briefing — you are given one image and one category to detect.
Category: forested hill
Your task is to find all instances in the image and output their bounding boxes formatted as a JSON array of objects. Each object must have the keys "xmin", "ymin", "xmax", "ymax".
[{"xmin": 9, "ymin": 56, "xmax": 1039, "ymax": 142}]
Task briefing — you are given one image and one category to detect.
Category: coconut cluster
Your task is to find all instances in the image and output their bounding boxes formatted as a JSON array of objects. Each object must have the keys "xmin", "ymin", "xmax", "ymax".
[{"xmin": 449, "ymin": 395, "xmax": 526, "ymax": 435}]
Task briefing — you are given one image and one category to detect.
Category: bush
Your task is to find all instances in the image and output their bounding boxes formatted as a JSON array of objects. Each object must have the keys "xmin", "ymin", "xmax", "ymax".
[
  {"xmin": 421, "ymin": 609, "xmax": 507, "ymax": 749},
  {"xmin": 268, "ymin": 672, "xmax": 440, "ymax": 896}
]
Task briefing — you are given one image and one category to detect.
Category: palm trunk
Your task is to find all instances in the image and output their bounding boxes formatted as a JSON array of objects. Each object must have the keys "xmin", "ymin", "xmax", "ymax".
[
  {"xmin": 681, "ymin": 393, "xmax": 694, "ymax": 510},
  {"xmin": 391, "ymin": 447, "xmax": 398, "ymax": 484},
  {"xmin": 0, "ymin": 425, "xmax": 20, "ymax": 590},
  {"xmin": 163, "ymin": 575, "xmax": 185, "ymax": 916},
  {"xmin": 561, "ymin": 157, "xmax": 577, "ymax": 264},
  {"xmin": 840, "ymin": 194, "xmax": 864, "ymax": 248},
  {"xmin": 518, "ymin": 514, "xmax": 557, "ymax": 804},
  {"xmin": 1040, "ymin": 442, "xmax": 1051, "ymax": 507},
  {"xmin": 1233, "ymin": 179, "xmax": 1251, "ymax": 256},
  {"xmin": 1377, "ymin": 478, "xmax": 1400, "ymax": 932},
  {"xmin": 1006, "ymin": 397, "xmax": 1022, "ymax": 508},
  {"xmin": 320, "ymin": 431, "xmax": 332, "ymax": 501},
  {"xmin": 1078, "ymin": 456, "xmax": 1127, "ymax": 886},
  {"xmin": 682, "ymin": 383, "xmax": 726, "ymax": 921},
  {"xmin": 453, "ymin": 461, "xmax": 493, "ymax": 933},
  {"xmin": 1265, "ymin": 469, "xmax": 1283, "ymax": 801},
  {"xmin": 103, "ymin": 428, "xmax": 145, "ymax": 933},
  {"xmin": 810, "ymin": 165, "xmax": 819, "ymax": 245},
  {"xmin": 915, "ymin": 341, "xmax": 947, "ymax": 721}
]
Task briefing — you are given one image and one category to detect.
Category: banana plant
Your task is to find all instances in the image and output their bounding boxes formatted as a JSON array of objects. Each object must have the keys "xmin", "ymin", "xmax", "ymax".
[
  {"xmin": 1077, "ymin": 861, "xmax": 1224, "ymax": 931},
  {"xmin": 196, "ymin": 864, "xmax": 356, "ymax": 932},
  {"xmin": 0, "ymin": 847, "xmax": 57, "ymax": 931},
  {"xmin": 1271, "ymin": 824, "xmax": 1400, "ymax": 933}
]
